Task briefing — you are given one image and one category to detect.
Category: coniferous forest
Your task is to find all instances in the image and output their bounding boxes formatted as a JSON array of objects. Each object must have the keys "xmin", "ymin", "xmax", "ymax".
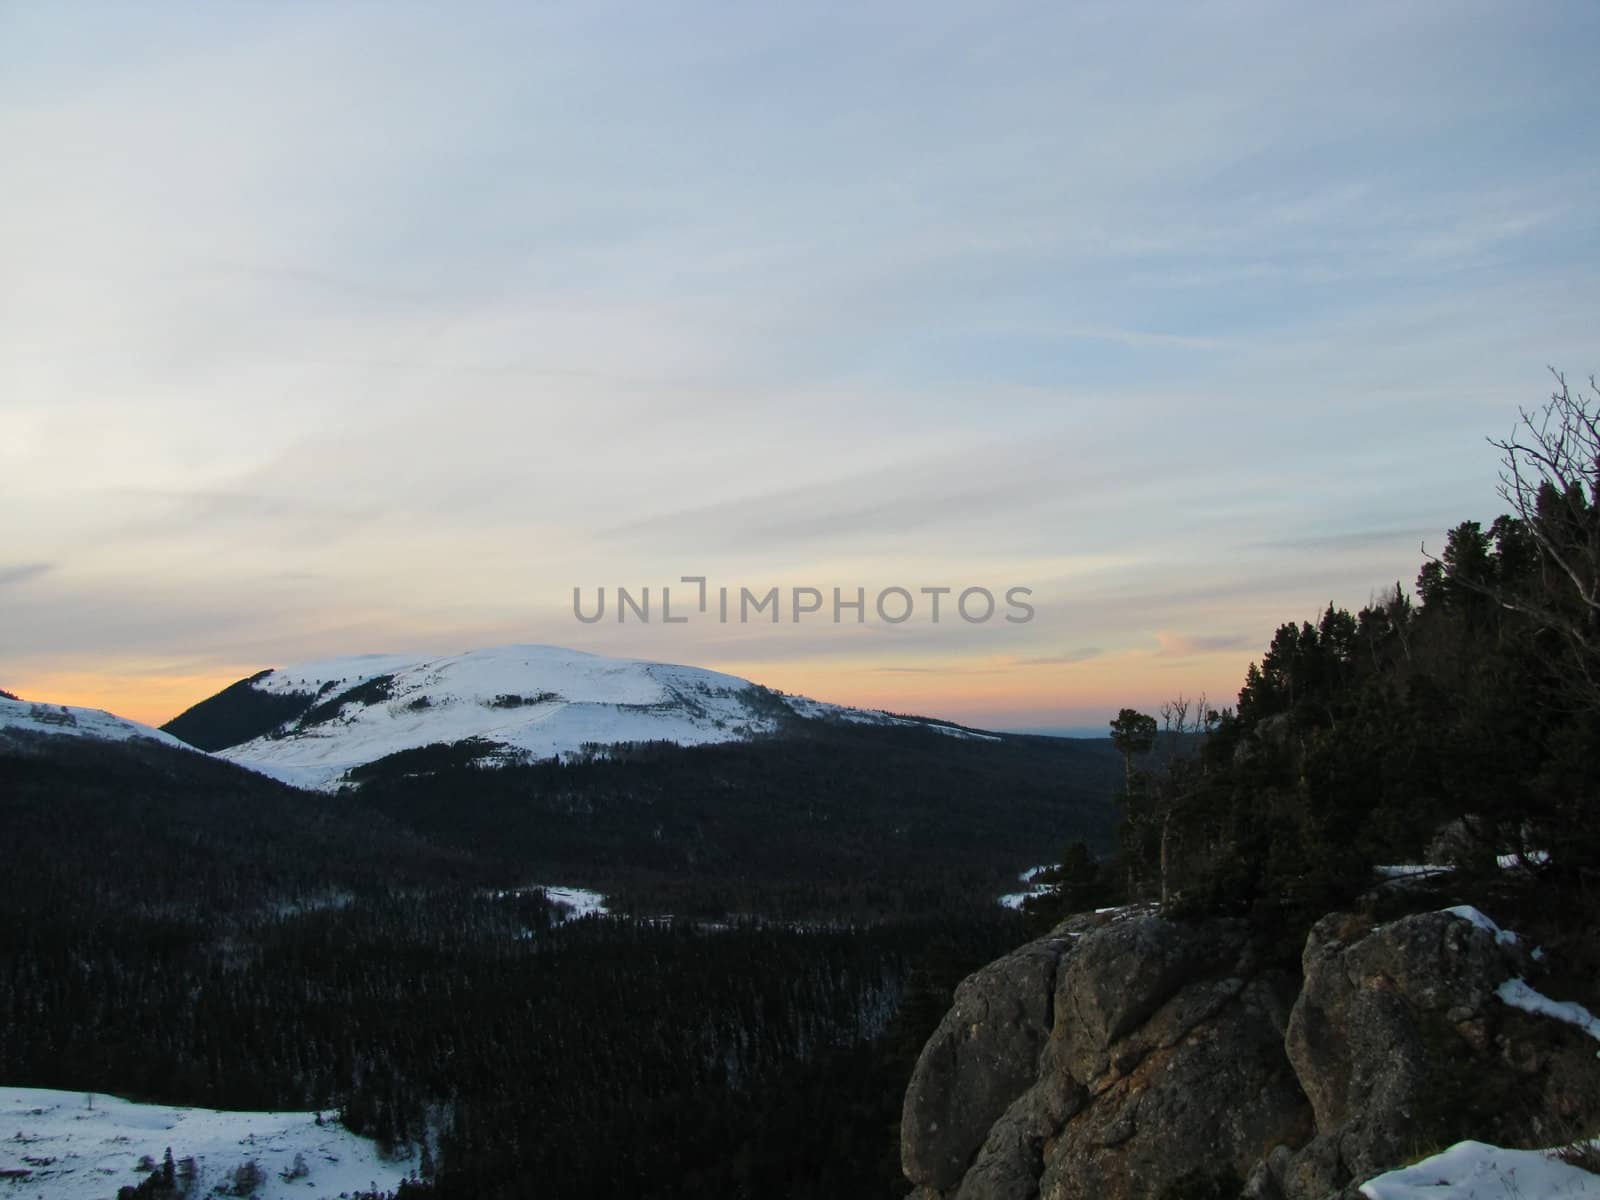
[{"xmin": 0, "ymin": 717, "xmax": 1114, "ymax": 1198}]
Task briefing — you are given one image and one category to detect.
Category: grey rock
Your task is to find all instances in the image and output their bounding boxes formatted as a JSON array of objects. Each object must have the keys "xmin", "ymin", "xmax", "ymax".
[
  {"xmin": 1285, "ymin": 910, "xmax": 1511, "ymax": 1181},
  {"xmin": 1039, "ymin": 972, "xmax": 1309, "ymax": 1200},
  {"xmin": 1280, "ymin": 906, "xmax": 1600, "ymax": 1190},
  {"xmin": 901, "ymin": 928, "xmax": 1078, "ymax": 1190},
  {"xmin": 1243, "ymin": 1144, "xmax": 1292, "ymax": 1200},
  {"xmin": 955, "ymin": 1038, "xmax": 1085, "ymax": 1200},
  {"xmin": 1052, "ymin": 915, "xmax": 1226, "ymax": 1084}
]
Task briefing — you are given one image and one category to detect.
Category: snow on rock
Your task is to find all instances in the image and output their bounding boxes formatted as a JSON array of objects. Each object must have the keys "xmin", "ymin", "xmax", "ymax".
[
  {"xmin": 214, "ymin": 644, "xmax": 981, "ymax": 790},
  {"xmin": 1497, "ymin": 978, "xmax": 1600, "ymax": 1049},
  {"xmin": 1361, "ymin": 1139, "xmax": 1600, "ymax": 1199},
  {"xmin": 1376, "ymin": 857, "xmax": 1551, "ymax": 880},
  {"xmin": 1441, "ymin": 905, "xmax": 1523, "ymax": 949},
  {"xmin": 0, "ymin": 1086, "xmax": 416, "ymax": 1200},
  {"xmin": 1497, "ymin": 850, "xmax": 1551, "ymax": 869},
  {"xmin": 1437, "ymin": 907, "xmax": 1599, "ymax": 1053},
  {"xmin": 1375, "ymin": 864, "xmax": 1451, "ymax": 880},
  {"xmin": 0, "ymin": 696, "xmax": 195, "ymax": 753}
]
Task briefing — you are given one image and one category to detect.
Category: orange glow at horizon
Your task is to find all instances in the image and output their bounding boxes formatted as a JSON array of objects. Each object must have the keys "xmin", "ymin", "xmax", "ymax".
[
  {"xmin": 7, "ymin": 644, "xmax": 1260, "ymax": 736},
  {"xmin": 4, "ymin": 669, "xmax": 254, "ymax": 729},
  {"xmin": 702, "ymin": 647, "xmax": 1256, "ymax": 729}
]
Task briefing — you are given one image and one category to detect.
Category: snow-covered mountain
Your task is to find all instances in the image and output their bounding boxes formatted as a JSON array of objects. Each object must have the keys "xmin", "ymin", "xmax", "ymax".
[
  {"xmin": 0, "ymin": 694, "xmax": 196, "ymax": 753},
  {"xmin": 166, "ymin": 644, "xmax": 988, "ymax": 791}
]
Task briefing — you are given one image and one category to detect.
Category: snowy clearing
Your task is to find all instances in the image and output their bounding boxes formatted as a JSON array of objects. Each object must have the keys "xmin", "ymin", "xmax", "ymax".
[
  {"xmin": 492, "ymin": 884, "xmax": 609, "ymax": 923},
  {"xmin": 999, "ymin": 865, "xmax": 1056, "ymax": 909},
  {"xmin": 541, "ymin": 886, "xmax": 609, "ymax": 920},
  {"xmin": 0, "ymin": 1086, "xmax": 416, "ymax": 1199},
  {"xmin": 1361, "ymin": 1138, "xmax": 1600, "ymax": 1199}
]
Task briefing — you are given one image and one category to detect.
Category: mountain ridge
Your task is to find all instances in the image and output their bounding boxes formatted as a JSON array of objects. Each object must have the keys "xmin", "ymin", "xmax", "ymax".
[{"xmin": 161, "ymin": 643, "xmax": 999, "ymax": 791}]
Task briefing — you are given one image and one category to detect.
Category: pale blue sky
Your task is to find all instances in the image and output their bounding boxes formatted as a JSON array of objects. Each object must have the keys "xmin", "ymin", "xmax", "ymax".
[{"xmin": 2, "ymin": 1, "xmax": 1597, "ymax": 726}]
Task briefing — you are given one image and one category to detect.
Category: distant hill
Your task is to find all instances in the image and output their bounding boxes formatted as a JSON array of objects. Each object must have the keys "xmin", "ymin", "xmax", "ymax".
[
  {"xmin": 161, "ymin": 644, "xmax": 1000, "ymax": 790},
  {"xmin": 1, "ymin": 692, "xmax": 200, "ymax": 754}
]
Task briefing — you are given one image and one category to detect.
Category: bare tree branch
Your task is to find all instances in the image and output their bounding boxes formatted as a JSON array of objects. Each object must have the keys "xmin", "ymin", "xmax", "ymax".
[{"xmin": 1430, "ymin": 370, "xmax": 1600, "ymax": 712}]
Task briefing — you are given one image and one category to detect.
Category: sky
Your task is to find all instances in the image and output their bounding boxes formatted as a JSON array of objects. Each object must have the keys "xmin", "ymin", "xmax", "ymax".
[{"xmin": 3, "ymin": 1, "xmax": 1598, "ymax": 732}]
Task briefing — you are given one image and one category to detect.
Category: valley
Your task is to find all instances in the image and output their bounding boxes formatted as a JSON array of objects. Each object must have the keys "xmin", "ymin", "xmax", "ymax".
[{"xmin": 0, "ymin": 659, "xmax": 1119, "ymax": 1198}]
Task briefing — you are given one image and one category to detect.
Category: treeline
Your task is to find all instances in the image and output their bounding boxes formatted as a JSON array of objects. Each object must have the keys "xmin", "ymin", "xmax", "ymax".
[
  {"xmin": 345, "ymin": 720, "xmax": 1120, "ymax": 922},
  {"xmin": 0, "ymin": 730, "xmax": 488, "ymax": 924},
  {"xmin": 1057, "ymin": 378, "xmax": 1600, "ymax": 950}
]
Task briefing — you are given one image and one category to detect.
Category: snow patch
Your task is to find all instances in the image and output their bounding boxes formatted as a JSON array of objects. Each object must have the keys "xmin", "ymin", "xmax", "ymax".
[
  {"xmin": 765, "ymin": 695, "xmax": 1000, "ymax": 740},
  {"xmin": 1497, "ymin": 978, "xmax": 1600, "ymax": 1048},
  {"xmin": 1497, "ymin": 850, "xmax": 1551, "ymax": 869},
  {"xmin": 1375, "ymin": 864, "xmax": 1450, "ymax": 880},
  {"xmin": 0, "ymin": 1086, "xmax": 416, "ymax": 1200},
  {"xmin": 0, "ymin": 697, "xmax": 195, "ymax": 754},
  {"xmin": 1361, "ymin": 1139, "xmax": 1600, "ymax": 1199},
  {"xmin": 541, "ymin": 886, "xmax": 608, "ymax": 921},
  {"xmin": 1436, "ymin": 908, "xmax": 1592, "ymax": 1049}
]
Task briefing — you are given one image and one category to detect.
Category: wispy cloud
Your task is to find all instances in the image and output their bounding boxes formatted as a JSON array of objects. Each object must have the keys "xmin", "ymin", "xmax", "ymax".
[
  {"xmin": 2, "ymin": 1, "xmax": 1596, "ymax": 726},
  {"xmin": 0, "ymin": 563, "xmax": 52, "ymax": 589},
  {"xmin": 1243, "ymin": 527, "xmax": 1438, "ymax": 553},
  {"xmin": 1008, "ymin": 648, "xmax": 1104, "ymax": 666},
  {"xmin": 1153, "ymin": 632, "xmax": 1260, "ymax": 659}
]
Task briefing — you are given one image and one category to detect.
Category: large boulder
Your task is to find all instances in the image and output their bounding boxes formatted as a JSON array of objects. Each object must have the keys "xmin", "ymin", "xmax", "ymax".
[
  {"xmin": 1286, "ymin": 911, "xmax": 1506, "ymax": 1163},
  {"xmin": 902, "ymin": 909, "xmax": 1310, "ymax": 1199},
  {"xmin": 1270, "ymin": 908, "xmax": 1600, "ymax": 1196}
]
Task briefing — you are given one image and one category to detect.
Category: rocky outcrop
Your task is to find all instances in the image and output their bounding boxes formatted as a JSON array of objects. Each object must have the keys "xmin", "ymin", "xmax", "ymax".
[
  {"xmin": 901, "ymin": 928, "xmax": 1077, "ymax": 1190},
  {"xmin": 902, "ymin": 908, "xmax": 1309, "ymax": 1200},
  {"xmin": 902, "ymin": 905, "xmax": 1600, "ymax": 1200}
]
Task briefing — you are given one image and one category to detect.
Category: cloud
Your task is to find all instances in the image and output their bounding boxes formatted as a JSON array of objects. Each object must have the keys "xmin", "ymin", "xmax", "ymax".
[
  {"xmin": 1153, "ymin": 632, "xmax": 1260, "ymax": 659},
  {"xmin": 871, "ymin": 664, "xmax": 974, "ymax": 675},
  {"xmin": 0, "ymin": 563, "xmax": 52, "ymax": 589},
  {"xmin": 597, "ymin": 453, "xmax": 1047, "ymax": 555},
  {"xmin": 1008, "ymin": 648, "xmax": 1104, "ymax": 666},
  {"xmin": 1243, "ymin": 527, "xmax": 1437, "ymax": 553}
]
